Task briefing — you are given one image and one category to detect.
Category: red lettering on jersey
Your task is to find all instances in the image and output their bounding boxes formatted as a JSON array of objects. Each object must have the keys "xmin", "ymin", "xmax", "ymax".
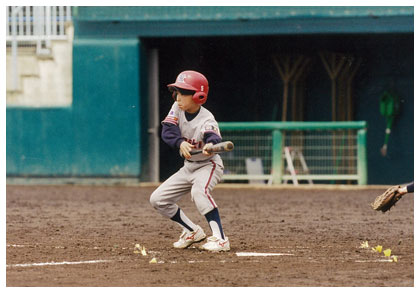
[{"xmin": 185, "ymin": 138, "xmax": 203, "ymax": 149}]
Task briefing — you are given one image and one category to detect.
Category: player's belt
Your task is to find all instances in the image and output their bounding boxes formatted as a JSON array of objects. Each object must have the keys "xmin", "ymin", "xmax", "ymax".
[{"xmin": 186, "ymin": 158, "xmax": 211, "ymax": 163}]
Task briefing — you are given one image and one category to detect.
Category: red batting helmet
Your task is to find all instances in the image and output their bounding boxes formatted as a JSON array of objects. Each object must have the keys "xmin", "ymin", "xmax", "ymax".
[{"xmin": 167, "ymin": 70, "xmax": 209, "ymax": 105}]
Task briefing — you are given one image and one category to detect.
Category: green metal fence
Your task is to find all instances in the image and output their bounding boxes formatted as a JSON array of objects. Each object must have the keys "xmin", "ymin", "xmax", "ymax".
[{"xmin": 218, "ymin": 121, "xmax": 367, "ymax": 185}]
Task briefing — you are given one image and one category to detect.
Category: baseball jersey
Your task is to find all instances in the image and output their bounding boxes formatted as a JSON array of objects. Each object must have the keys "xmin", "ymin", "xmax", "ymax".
[{"xmin": 162, "ymin": 102, "xmax": 221, "ymax": 162}]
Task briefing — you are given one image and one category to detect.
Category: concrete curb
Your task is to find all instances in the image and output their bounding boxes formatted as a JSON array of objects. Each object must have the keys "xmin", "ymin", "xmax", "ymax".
[{"xmin": 6, "ymin": 177, "xmax": 394, "ymax": 190}]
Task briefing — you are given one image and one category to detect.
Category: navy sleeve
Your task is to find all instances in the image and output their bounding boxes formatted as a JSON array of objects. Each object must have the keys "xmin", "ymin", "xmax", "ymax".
[
  {"xmin": 204, "ymin": 132, "xmax": 222, "ymax": 145},
  {"xmin": 162, "ymin": 123, "xmax": 185, "ymax": 149},
  {"xmin": 406, "ymin": 182, "xmax": 414, "ymax": 193}
]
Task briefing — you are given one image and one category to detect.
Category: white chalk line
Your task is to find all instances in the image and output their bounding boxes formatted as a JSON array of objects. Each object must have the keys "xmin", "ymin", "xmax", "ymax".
[
  {"xmin": 355, "ymin": 259, "xmax": 393, "ymax": 263},
  {"xmin": 7, "ymin": 243, "xmax": 129, "ymax": 250},
  {"xmin": 7, "ymin": 259, "xmax": 111, "ymax": 268},
  {"xmin": 236, "ymin": 252, "xmax": 294, "ymax": 257},
  {"xmin": 8, "ymin": 244, "xmax": 68, "ymax": 249}
]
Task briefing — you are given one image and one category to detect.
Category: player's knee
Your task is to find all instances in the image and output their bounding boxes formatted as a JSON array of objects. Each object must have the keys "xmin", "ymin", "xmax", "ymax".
[
  {"xmin": 190, "ymin": 185, "xmax": 203, "ymax": 199},
  {"xmin": 149, "ymin": 192, "xmax": 160, "ymax": 209}
]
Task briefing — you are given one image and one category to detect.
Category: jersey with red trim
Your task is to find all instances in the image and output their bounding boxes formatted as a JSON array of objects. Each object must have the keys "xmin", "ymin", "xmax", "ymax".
[{"xmin": 162, "ymin": 102, "xmax": 222, "ymax": 161}]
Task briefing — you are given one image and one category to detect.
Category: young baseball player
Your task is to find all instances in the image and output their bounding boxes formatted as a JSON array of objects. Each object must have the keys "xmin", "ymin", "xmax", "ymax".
[{"xmin": 150, "ymin": 70, "xmax": 230, "ymax": 252}]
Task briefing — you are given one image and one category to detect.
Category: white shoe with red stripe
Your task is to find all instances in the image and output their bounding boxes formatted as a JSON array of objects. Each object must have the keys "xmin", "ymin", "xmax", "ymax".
[
  {"xmin": 199, "ymin": 236, "xmax": 230, "ymax": 252},
  {"xmin": 173, "ymin": 226, "xmax": 206, "ymax": 249}
]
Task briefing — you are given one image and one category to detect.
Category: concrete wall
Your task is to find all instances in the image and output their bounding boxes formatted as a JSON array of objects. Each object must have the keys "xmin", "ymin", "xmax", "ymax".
[
  {"xmin": 6, "ymin": 38, "xmax": 142, "ymax": 178},
  {"xmin": 6, "ymin": 25, "xmax": 74, "ymax": 107}
]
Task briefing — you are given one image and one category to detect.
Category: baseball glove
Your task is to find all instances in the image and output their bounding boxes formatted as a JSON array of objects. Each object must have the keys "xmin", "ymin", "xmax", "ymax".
[{"xmin": 371, "ymin": 185, "xmax": 401, "ymax": 213}]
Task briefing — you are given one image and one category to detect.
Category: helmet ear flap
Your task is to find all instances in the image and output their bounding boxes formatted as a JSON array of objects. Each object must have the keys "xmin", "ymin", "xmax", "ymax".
[{"xmin": 192, "ymin": 91, "xmax": 207, "ymax": 105}]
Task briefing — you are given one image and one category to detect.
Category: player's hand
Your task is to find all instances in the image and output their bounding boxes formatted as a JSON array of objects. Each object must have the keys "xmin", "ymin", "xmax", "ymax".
[
  {"xmin": 398, "ymin": 186, "xmax": 408, "ymax": 196},
  {"xmin": 180, "ymin": 141, "xmax": 194, "ymax": 159},
  {"xmin": 202, "ymin": 143, "xmax": 213, "ymax": 156}
]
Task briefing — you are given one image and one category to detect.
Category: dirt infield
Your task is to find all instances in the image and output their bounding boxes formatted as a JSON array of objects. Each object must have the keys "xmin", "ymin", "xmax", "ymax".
[{"xmin": 6, "ymin": 185, "xmax": 414, "ymax": 286}]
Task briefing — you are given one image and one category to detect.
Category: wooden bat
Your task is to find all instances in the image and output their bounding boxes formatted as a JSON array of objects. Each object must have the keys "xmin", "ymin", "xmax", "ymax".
[
  {"xmin": 206, "ymin": 141, "xmax": 234, "ymax": 154},
  {"xmin": 190, "ymin": 141, "xmax": 234, "ymax": 155}
]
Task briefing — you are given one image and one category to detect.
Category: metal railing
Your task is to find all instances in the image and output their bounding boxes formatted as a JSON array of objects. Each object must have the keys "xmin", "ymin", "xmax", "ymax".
[
  {"xmin": 6, "ymin": 6, "xmax": 72, "ymax": 43},
  {"xmin": 6, "ymin": 6, "xmax": 72, "ymax": 91},
  {"xmin": 218, "ymin": 121, "xmax": 368, "ymax": 185}
]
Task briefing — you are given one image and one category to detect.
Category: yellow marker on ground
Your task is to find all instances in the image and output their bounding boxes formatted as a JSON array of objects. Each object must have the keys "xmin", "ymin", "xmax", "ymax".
[
  {"xmin": 149, "ymin": 257, "xmax": 157, "ymax": 264},
  {"xmin": 383, "ymin": 249, "xmax": 392, "ymax": 257},
  {"xmin": 360, "ymin": 241, "xmax": 369, "ymax": 248},
  {"xmin": 392, "ymin": 256, "xmax": 398, "ymax": 262},
  {"xmin": 141, "ymin": 246, "xmax": 147, "ymax": 256},
  {"xmin": 373, "ymin": 245, "xmax": 383, "ymax": 253}
]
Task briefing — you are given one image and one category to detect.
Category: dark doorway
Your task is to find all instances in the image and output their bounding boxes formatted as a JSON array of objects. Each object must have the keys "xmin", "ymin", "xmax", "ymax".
[{"xmin": 142, "ymin": 34, "xmax": 413, "ymax": 183}]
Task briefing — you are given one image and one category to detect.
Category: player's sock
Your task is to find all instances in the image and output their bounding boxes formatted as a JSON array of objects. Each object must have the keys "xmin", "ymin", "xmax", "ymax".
[
  {"xmin": 170, "ymin": 207, "xmax": 197, "ymax": 232},
  {"xmin": 205, "ymin": 208, "xmax": 225, "ymax": 239}
]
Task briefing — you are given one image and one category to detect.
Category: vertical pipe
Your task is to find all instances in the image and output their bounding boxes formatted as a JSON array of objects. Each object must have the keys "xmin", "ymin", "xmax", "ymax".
[
  {"xmin": 18, "ymin": 7, "xmax": 23, "ymax": 36},
  {"xmin": 148, "ymin": 49, "xmax": 160, "ymax": 182},
  {"xmin": 281, "ymin": 81, "xmax": 289, "ymax": 122},
  {"xmin": 25, "ymin": 6, "xmax": 30, "ymax": 36},
  {"xmin": 40, "ymin": 7, "xmax": 45, "ymax": 35},
  {"xmin": 59, "ymin": 6, "xmax": 64, "ymax": 36},
  {"xmin": 66, "ymin": 6, "xmax": 71, "ymax": 21},
  {"xmin": 11, "ymin": 7, "xmax": 18, "ymax": 91},
  {"xmin": 35, "ymin": 6, "xmax": 42, "ymax": 53},
  {"xmin": 52, "ymin": 6, "xmax": 57, "ymax": 36},
  {"xmin": 271, "ymin": 129, "xmax": 283, "ymax": 184},
  {"xmin": 7, "ymin": 6, "xmax": 10, "ymax": 36},
  {"xmin": 357, "ymin": 128, "xmax": 368, "ymax": 185},
  {"xmin": 45, "ymin": 6, "xmax": 51, "ymax": 48}
]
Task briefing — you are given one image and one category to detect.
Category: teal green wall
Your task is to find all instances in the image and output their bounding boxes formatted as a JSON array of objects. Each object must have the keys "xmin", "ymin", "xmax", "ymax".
[
  {"xmin": 7, "ymin": 38, "xmax": 141, "ymax": 177},
  {"xmin": 7, "ymin": 108, "xmax": 74, "ymax": 175},
  {"xmin": 73, "ymin": 6, "xmax": 413, "ymax": 21},
  {"xmin": 73, "ymin": 7, "xmax": 413, "ymax": 38}
]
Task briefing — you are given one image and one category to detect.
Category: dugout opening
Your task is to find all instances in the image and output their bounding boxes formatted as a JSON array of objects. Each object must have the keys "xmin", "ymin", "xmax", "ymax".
[{"xmin": 141, "ymin": 34, "xmax": 412, "ymax": 182}]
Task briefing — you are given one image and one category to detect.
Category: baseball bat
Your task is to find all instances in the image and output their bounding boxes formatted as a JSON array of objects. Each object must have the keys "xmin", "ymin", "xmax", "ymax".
[
  {"xmin": 189, "ymin": 141, "xmax": 235, "ymax": 155},
  {"xmin": 206, "ymin": 141, "xmax": 234, "ymax": 154}
]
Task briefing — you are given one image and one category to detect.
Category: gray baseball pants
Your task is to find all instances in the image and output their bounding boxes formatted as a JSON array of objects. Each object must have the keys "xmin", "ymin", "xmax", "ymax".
[{"xmin": 150, "ymin": 155, "xmax": 224, "ymax": 217}]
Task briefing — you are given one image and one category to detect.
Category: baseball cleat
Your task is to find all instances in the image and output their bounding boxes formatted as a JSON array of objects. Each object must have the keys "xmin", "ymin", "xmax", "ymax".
[
  {"xmin": 173, "ymin": 225, "xmax": 206, "ymax": 249},
  {"xmin": 199, "ymin": 236, "xmax": 230, "ymax": 252}
]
